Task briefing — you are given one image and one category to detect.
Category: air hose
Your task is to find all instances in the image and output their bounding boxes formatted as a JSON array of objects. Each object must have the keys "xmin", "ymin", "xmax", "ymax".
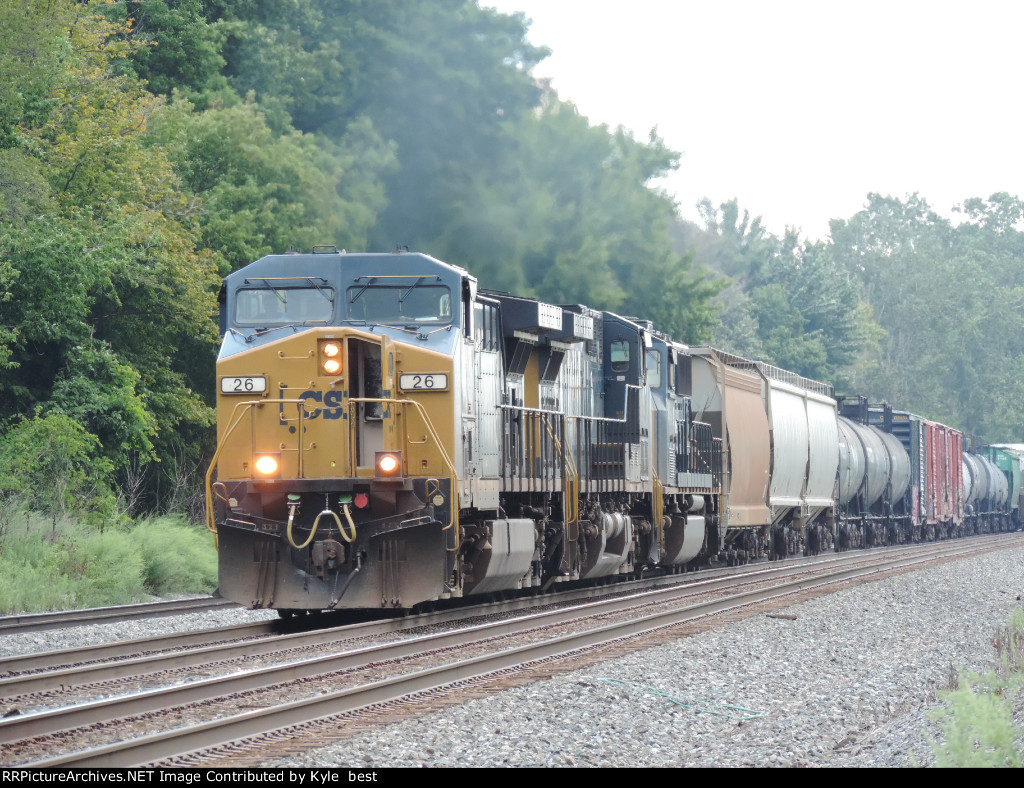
[{"xmin": 286, "ymin": 501, "xmax": 358, "ymax": 549}]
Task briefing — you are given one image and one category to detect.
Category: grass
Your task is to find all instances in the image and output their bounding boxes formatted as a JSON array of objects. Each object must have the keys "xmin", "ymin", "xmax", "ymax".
[
  {"xmin": 0, "ymin": 509, "xmax": 218, "ymax": 614},
  {"xmin": 930, "ymin": 608, "xmax": 1024, "ymax": 767}
]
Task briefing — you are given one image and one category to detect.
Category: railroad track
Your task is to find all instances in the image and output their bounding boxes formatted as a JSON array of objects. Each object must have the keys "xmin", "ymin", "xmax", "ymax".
[
  {"xmin": 0, "ymin": 534, "xmax": 991, "ymax": 690},
  {"xmin": 0, "ymin": 596, "xmax": 240, "ymax": 635},
  {"xmin": 0, "ymin": 547, "xmax": 867, "ymax": 681},
  {"xmin": 4, "ymin": 532, "xmax": 1020, "ymax": 768}
]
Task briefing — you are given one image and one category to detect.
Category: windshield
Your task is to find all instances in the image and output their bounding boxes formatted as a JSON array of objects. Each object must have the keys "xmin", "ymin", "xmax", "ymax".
[
  {"xmin": 347, "ymin": 284, "xmax": 452, "ymax": 324},
  {"xmin": 235, "ymin": 286, "xmax": 334, "ymax": 325}
]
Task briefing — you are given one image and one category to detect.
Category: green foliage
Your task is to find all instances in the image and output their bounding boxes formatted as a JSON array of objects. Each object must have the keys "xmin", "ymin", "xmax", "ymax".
[
  {"xmin": 49, "ymin": 342, "xmax": 157, "ymax": 467},
  {"xmin": 996, "ymin": 608, "xmax": 1024, "ymax": 675},
  {"xmin": 145, "ymin": 96, "xmax": 391, "ymax": 271},
  {"xmin": 0, "ymin": 413, "xmax": 115, "ymax": 521},
  {"xmin": 930, "ymin": 609, "xmax": 1024, "ymax": 768},
  {"xmin": 682, "ymin": 200, "xmax": 878, "ymax": 384},
  {"xmin": 0, "ymin": 512, "xmax": 143, "ymax": 612},
  {"xmin": 428, "ymin": 101, "xmax": 725, "ymax": 342},
  {"xmin": 110, "ymin": 0, "xmax": 229, "ymax": 99},
  {"xmin": 0, "ymin": 0, "xmax": 67, "ymax": 148},
  {"xmin": 0, "ymin": 515, "xmax": 87, "ymax": 613},
  {"xmin": 932, "ymin": 670, "xmax": 1022, "ymax": 767},
  {"xmin": 129, "ymin": 515, "xmax": 218, "ymax": 596},
  {"xmin": 0, "ymin": 0, "xmax": 220, "ymax": 510},
  {"xmin": 0, "ymin": 509, "xmax": 217, "ymax": 613},
  {"xmin": 831, "ymin": 193, "xmax": 1024, "ymax": 439}
]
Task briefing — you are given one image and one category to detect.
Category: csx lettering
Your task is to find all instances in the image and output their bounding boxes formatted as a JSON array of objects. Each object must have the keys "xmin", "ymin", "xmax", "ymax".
[
  {"xmin": 323, "ymin": 389, "xmax": 344, "ymax": 418},
  {"xmin": 299, "ymin": 389, "xmax": 322, "ymax": 419},
  {"xmin": 297, "ymin": 390, "xmax": 342, "ymax": 421}
]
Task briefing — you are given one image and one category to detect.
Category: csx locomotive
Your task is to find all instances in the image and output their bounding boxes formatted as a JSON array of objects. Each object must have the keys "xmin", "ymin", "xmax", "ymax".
[{"xmin": 205, "ymin": 248, "xmax": 1022, "ymax": 614}]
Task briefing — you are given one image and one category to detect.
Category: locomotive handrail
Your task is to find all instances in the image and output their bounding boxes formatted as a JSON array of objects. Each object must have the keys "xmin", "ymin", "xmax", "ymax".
[
  {"xmin": 499, "ymin": 387, "xmax": 645, "ymax": 427},
  {"xmin": 538, "ymin": 412, "xmax": 579, "ymax": 530},
  {"xmin": 204, "ymin": 398, "xmax": 309, "ymax": 540},
  {"xmin": 652, "ymin": 469, "xmax": 664, "ymax": 552},
  {"xmin": 346, "ymin": 397, "xmax": 460, "ymax": 552}
]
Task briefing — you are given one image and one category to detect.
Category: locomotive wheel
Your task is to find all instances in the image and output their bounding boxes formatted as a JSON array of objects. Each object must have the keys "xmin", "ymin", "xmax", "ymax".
[{"xmin": 771, "ymin": 526, "xmax": 787, "ymax": 560}]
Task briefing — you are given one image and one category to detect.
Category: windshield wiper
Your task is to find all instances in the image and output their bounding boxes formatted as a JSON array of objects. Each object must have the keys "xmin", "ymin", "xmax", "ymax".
[
  {"xmin": 348, "ymin": 276, "xmax": 378, "ymax": 304},
  {"xmin": 245, "ymin": 324, "xmax": 295, "ymax": 343},
  {"xmin": 397, "ymin": 277, "xmax": 429, "ymax": 310}
]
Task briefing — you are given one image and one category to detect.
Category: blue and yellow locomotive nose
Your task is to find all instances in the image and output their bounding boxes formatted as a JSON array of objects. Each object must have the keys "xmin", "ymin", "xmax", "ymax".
[{"xmin": 208, "ymin": 323, "xmax": 460, "ymax": 611}]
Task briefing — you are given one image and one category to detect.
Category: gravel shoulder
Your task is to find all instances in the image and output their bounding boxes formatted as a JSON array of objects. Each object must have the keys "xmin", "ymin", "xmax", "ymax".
[{"xmin": 264, "ymin": 545, "xmax": 1024, "ymax": 768}]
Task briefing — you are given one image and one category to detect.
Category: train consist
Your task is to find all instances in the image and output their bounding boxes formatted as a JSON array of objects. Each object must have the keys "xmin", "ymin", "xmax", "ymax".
[{"xmin": 205, "ymin": 249, "xmax": 1023, "ymax": 613}]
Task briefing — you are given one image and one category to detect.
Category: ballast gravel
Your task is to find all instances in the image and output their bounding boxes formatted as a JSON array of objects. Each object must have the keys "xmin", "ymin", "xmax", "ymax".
[
  {"xmin": 0, "ymin": 604, "xmax": 278, "ymax": 659},
  {"xmin": 2, "ymin": 547, "xmax": 1023, "ymax": 767},
  {"xmin": 264, "ymin": 546, "xmax": 1024, "ymax": 768}
]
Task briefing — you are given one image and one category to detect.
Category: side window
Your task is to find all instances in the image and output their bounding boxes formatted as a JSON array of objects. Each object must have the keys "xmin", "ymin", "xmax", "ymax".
[
  {"xmin": 610, "ymin": 340, "xmax": 631, "ymax": 372},
  {"xmin": 474, "ymin": 302, "xmax": 500, "ymax": 352},
  {"xmin": 474, "ymin": 303, "xmax": 484, "ymax": 344},
  {"xmin": 646, "ymin": 349, "xmax": 662, "ymax": 389}
]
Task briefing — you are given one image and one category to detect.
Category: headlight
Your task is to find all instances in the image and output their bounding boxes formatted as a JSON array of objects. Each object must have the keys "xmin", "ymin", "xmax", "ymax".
[
  {"xmin": 254, "ymin": 453, "xmax": 280, "ymax": 477},
  {"xmin": 375, "ymin": 451, "xmax": 402, "ymax": 479},
  {"xmin": 319, "ymin": 340, "xmax": 343, "ymax": 376}
]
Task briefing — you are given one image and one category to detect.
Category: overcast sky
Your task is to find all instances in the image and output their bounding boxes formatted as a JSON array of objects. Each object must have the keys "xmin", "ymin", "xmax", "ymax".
[{"xmin": 484, "ymin": 0, "xmax": 1024, "ymax": 240}]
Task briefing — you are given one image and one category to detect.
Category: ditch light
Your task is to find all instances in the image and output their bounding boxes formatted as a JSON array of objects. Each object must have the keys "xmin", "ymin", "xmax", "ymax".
[{"xmin": 375, "ymin": 451, "xmax": 402, "ymax": 479}]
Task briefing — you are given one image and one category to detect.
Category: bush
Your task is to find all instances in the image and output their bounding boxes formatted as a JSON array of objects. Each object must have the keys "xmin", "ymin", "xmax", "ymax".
[
  {"xmin": 131, "ymin": 515, "xmax": 218, "ymax": 596},
  {"xmin": 0, "ymin": 509, "xmax": 218, "ymax": 614},
  {"xmin": 0, "ymin": 413, "xmax": 116, "ymax": 524},
  {"xmin": 0, "ymin": 512, "xmax": 145, "ymax": 612},
  {"xmin": 931, "ymin": 609, "xmax": 1024, "ymax": 767}
]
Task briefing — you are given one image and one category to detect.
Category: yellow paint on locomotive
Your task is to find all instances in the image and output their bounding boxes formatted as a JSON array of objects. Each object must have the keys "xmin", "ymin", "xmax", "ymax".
[{"xmin": 215, "ymin": 328, "xmax": 455, "ymax": 484}]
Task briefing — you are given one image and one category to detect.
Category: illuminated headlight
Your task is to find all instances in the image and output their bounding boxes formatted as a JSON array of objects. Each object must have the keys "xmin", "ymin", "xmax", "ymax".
[
  {"xmin": 375, "ymin": 451, "xmax": 402, "ymax": 479},
  {"xmin": 319, "ymin": 340, "xmax": 343, "ymax": 376},
  {"xmin": 254, "ymin": 453, "xmax": 281, "ymax": 477}
]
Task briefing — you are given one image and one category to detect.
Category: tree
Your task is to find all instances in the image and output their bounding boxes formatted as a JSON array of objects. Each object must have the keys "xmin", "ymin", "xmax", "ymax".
[
  {"xmin": 144, "ymin": 97, "xmax": 392, "ymax": 271},
  {"xmin": 426, "ymin": 99, "xmax": 725, "ymax": 343},
  {"xmin": 0, "ymin": 413, "xmax": 115, "ymax": 523},
  {"xmin": 0, "ymin": 0, "xmax": 221, "ymax": 510},
  {"xmin": 682, "ymin": 200, "xmax": 878, "ymax": 385},
  {"xmin": 830, "ymin": 192, "xmax": 1024, "ymax": 440}
]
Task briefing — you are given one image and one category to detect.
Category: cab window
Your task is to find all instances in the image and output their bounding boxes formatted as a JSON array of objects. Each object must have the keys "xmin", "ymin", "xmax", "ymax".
[
  {"xmin": 347, "ymin": 284, "xmax": 452, "ymax": 324},
  {"xmin": 610, "ymin": 340, "xmax": 630, "ymax": 372},
  {"xmin": 235, "ymin": 287, "xmax": 334, "ymax": 325},
  {"xmin": 474, "ymin": 302, "xmax": 500, "ymax": 351},
  {"xmin": 646, "ymin": 349, "xmax": 662, "ymax": 389}
]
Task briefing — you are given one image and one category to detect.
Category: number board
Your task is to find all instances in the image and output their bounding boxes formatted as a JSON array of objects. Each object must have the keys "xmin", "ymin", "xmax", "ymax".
[
  {"xmin": 399, "ymin": 373, "xmax": 448, "ymax": 391},
  {"xmin": 220, "ymin": 376, "xmax": 268, "ymax": 394}
]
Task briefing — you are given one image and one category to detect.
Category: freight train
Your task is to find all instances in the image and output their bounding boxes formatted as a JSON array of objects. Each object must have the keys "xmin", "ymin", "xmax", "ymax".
[{"xmin": 205, "ymin": 248, "xmax": 1022, "ymax": 614}]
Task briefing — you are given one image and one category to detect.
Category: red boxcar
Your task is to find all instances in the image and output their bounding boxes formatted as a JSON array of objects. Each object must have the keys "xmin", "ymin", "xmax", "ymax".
[{"xmin": 924, "ymin": 420, "xmax": 964, "ymax": 532}]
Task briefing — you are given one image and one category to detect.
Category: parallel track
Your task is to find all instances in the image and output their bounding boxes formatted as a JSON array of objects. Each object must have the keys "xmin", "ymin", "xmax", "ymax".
[
  {"xmin": 5, "ymin": 532, "xmax": 1020, "ymax": 768},
  {"xmin": 0, "ymin": 597, "xmax": 239, "ymax": 635}
]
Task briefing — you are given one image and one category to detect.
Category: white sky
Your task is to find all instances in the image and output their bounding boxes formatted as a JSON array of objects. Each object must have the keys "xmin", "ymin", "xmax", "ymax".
[{"xmin": 485, "ymin": 0, "xmax": 1024, "ymax": 240}]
